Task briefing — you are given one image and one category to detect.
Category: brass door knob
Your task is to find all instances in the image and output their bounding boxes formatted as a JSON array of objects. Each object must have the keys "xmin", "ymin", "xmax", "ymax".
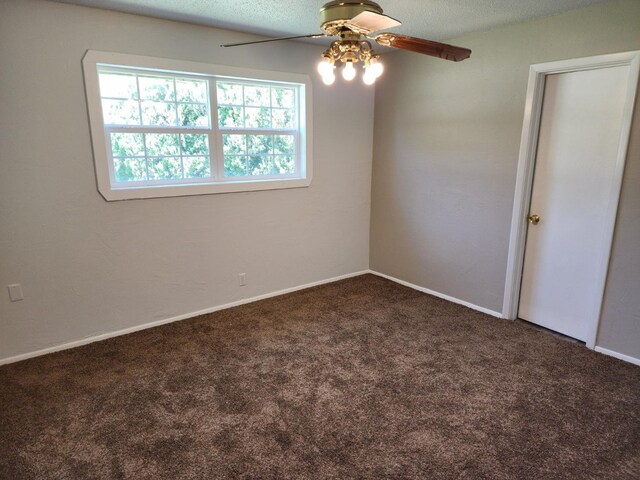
[{"xmin": 528, "ymin": 214, "xmax": 540, "ymax": 225}]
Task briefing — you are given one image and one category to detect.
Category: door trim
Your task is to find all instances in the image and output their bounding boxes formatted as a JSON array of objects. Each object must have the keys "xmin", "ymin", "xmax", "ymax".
[{"xmin": 502, "ymin": 51, "xmax": 640, "ymax": 349}]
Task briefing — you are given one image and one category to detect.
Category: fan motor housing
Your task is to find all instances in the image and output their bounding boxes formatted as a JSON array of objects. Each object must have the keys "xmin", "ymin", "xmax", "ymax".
[{"xmin": 320, "ymin": 0, "xmax": 383, "ymax": 35}]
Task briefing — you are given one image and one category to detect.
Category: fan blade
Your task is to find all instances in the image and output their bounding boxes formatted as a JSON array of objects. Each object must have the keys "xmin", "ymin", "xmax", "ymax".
[
  {"xmin": 346, "ymin": 11, "xmax": 401, "ymax": 34},
  {"xmin": 375, "ymin": 33, "xmax": 471, "ymax": 62},
  {"xmin": 221, "ymin": 34, "xmax": 328, "ymax": 48}
]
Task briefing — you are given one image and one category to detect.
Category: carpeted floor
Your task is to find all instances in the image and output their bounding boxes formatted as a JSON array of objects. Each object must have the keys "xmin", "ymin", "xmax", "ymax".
[{"xmin": 1, "ymin": 274, "xmax": 639, "ymax": 479}]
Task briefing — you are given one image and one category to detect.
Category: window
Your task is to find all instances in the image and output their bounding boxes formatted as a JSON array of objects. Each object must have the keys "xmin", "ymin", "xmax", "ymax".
[{"xmin": 83, "ymin": 51, "xmax": 312, "ymax": 201}]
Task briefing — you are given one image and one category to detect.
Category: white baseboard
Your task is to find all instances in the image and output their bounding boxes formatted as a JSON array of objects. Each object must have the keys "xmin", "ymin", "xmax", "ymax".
[
  {"xmin": 594, "ymin": 346, "xmax": 640, "ymax": 366},
  {"xmin": 0, "ymin": 270, "xmax": 370, "ymax": 366},
  {"xmin": 6, "ymin": 269, "xmax": 636, "ymax": 369},
  {"xmin": 368, "ymin": 270, "xmax": 503, "ymax": 318}
]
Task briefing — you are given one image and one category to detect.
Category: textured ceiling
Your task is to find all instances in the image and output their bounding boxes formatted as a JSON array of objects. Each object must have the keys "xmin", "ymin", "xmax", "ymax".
[{"xmin": 51, "ymin": 0, "xmax": 614, "ymax": 43}]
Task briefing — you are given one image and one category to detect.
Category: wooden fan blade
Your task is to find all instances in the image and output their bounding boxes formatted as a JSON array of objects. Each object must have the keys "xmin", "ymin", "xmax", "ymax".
[
  {"xmin": 347, "ymin": 11, "xmax": 401, "ymax": 34},
  {"xmin": 375, "ymin": 33, "xmax": 471, "ymax": 62},
  {"xmin": 221, "ymin": 34, "xmax": 328, "ymax": 48}
]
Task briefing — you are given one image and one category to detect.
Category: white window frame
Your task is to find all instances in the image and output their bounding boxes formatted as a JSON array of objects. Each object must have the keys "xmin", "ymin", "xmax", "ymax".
[{"xmin": 82, "ymin": 50, "xmax": 312, "ymax": 201}]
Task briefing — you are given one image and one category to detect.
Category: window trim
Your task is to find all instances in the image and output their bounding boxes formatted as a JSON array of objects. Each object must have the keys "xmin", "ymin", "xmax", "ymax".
[{"xmin": 82, "ymin": 50, "xmax": 312, "ymax": 201}]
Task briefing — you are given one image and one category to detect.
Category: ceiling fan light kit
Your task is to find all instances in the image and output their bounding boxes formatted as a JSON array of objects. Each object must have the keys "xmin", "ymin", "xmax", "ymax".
[
  {"xmin": 222, "ymin": 1, "xmax": 471, "ymax": 87},
  {"xmin": 317, "ymin": 30, "xmax": 384, "ymax": 85}
]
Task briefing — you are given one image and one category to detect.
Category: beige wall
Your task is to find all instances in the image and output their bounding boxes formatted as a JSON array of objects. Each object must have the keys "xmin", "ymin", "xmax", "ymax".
[
  {"xmin": 370, "ymin": 0, "xmax": 640, "ymax": 358},
  {"xmin": 0, "ymin": 0, "xmax": 374, "ymax": 360}
]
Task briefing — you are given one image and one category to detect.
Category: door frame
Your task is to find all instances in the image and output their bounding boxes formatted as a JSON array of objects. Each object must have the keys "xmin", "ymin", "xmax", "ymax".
[{"xmin": 502, "ymin": 51, "xmax": 640, "ymax": 349}]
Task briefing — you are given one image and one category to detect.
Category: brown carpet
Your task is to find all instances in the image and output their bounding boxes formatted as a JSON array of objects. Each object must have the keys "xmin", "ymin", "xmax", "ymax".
[{"xmin": 1, "ymin": 274, "xmax": 639, "ymax": 479}]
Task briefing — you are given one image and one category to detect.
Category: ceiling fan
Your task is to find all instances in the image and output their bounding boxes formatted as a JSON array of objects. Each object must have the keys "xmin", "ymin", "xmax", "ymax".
[{"xmin": 221, "ymin": 0, "xmax": 471, "ymax": 85}]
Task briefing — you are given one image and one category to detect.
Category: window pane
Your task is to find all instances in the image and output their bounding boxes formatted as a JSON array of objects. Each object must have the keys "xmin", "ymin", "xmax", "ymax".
[
  {"xmin": 139, "ymin": 76, "xmax": 175, "ymax": 101},
  {"xmin": 181, "ymin": 134, "xmax": 209, "ymax": 156},
  {"xmin": 222, "ymin": 134, "xmax": 246, "ymax": 155},
  {"xmin": 183, "ymin": 156, "xmax": 210, "ymax": 178},
  {"xmin": 141, "ymin": 101, "xmax": 177, "ymax": 126},
  {"xmin": 113, "ymin": 157, "xmax": 147, "ymax": 182},
  {"xmin": 274, "ymin": 155, "xmax": 295, "ymax": 174},
  {"xmin": 217, "ymin": 83, "xmax": 243, "ymax": 105},
  {"xmin": 244, "ymin": 85, "xmax": 270, "ymax": 106},
  {"xmin": 273, "ymin": 135, "xmax": 295, "ymax": 155},
  {"xmin": 249, "ymin": 155, "xmax": 276, "ymax": 176},
  {"xmin": 145, "ymin": 133, "xmax": 180, "ymax": 156},
  {"xmin": 102, "ymin": 99, "xmax": 140, "ymax": 125},
  {"xmin": 271, "ymin": 87, "xmax": 295, "ymax": 108},
  {"xmin": 272, "ymin": 109, "xmax": 296, "ymax": 129},
  {"xmin": 224, "ymin": 155, "xmax": 247, "ymax": 177},
  {"xmin": 99, "ymin": 73, "xmax": 138, "ymax": 99},
  {"xmin": 218, "ymin": 106, "xmax": 243, "ymax": 128},
  {"xmin": 176, "ymin": 79, "xmax": 207, "ymax": 103},
  {"xmin": 110, "ymin": 133, "xmax": 144, "ymax": 157},
  {"xmin": 179, "ymin": 104, "xmax": 208, "ymax": 127},
  {"xmin": 247, "ymin": 135, "xmax": 272, "ymax": 155},
  {"xmin": 148, "ymin": 157, "xmax": 182, "ymax": 179},
  {"xmin": 245, "ymin": 107, "xmax": 271, "ymax": 128}
]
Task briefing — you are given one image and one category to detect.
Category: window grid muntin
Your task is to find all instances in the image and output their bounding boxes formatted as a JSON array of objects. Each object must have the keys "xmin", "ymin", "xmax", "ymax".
[
  {"xmin": 98, "ymin": 69, "xmax": 211, "ymax": 129},
  {"xmin": 105, "ymin": 126, "xmax": 213, "ymax": 185},
  {"xmin": 216, "ymin": 79, "xmax": 298, "ymax": 131},
  {"xmin": 220, "ymin": 131, "xmax": 298, "ymax": 179}
]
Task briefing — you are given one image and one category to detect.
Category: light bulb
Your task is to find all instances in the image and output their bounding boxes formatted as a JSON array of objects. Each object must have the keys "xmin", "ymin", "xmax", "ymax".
[
  {"xmin": 363, "ymin": 70, "xmax": 376, "ymax": 85},
  {"xmin": 342, "ymin": 61, "xmax": 356, "ymax": 81},
  {"xmin": 322, "ymin": 72, "xmax": 336, "ymax": 85},
  {"xmin": 317, "ymin": 58, "xmax": 334, "ymax": 77},
  {"xmin": 370, "ymin": 60, "xmax": 384, "ymax": 78}
]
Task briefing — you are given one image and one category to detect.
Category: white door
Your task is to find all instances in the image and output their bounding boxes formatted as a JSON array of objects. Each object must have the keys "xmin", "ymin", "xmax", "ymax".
[{"xmin": 518, "ymin": 66, "xmax": 631, "ymax": 341}]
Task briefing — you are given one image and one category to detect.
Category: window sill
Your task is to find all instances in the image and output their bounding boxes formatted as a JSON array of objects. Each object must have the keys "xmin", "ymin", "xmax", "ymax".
[{"xmin": 98, "ymin": 177, "xmax": 312, "ymax": 201}]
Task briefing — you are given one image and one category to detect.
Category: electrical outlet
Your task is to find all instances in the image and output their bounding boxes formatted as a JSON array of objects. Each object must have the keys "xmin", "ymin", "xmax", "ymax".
[
  {"xmin": 239, "ymin": 273, "xmax": 246, "ymax": 287},
  {"xmin": 8, "ymin": 284, "xmax": 24, "ymax": 302}
]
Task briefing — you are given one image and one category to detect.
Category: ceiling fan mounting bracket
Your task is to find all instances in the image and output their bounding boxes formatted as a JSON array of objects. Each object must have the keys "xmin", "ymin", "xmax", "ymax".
[{"xmin": 320, "ymin": 0, "xmax": 383, "ymax": 35}]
